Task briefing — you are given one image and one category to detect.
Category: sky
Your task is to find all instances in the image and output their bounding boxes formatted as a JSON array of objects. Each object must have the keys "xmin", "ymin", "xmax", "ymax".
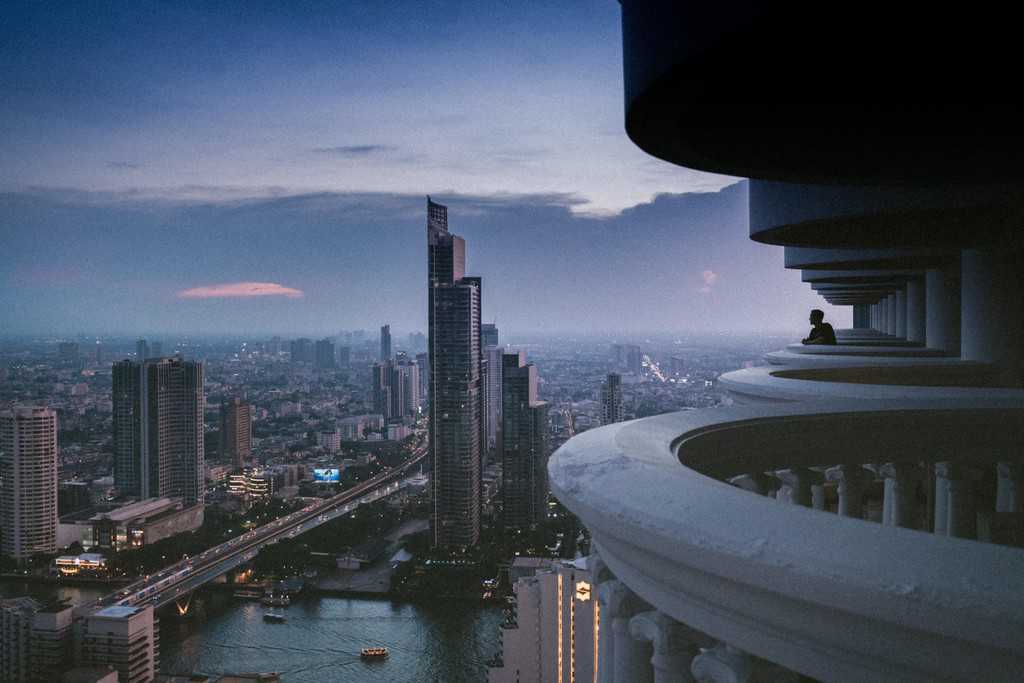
[{"xmin": 1, "ymin": 1, "xmax": 846, "ymax": 336}]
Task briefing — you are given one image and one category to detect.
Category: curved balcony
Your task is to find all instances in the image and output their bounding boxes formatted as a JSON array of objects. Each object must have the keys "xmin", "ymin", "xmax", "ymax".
[
  {"xmin": 718, "ymin": 365, "xmax": 1024, "ymax": 405},
  {"xmin": 549, "ymin": 403, "xmax": 1024, "ymax": 682}
]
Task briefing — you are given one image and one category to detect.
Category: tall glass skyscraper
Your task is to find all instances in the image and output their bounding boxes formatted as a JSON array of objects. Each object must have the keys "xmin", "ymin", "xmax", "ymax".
[
  {"xmin": 427, "ymin": 197, "xmax": 483, "ymax": 548},
  {"xmin": 112, "ymin": 357, "xmax": 205, "ymax": 506}
]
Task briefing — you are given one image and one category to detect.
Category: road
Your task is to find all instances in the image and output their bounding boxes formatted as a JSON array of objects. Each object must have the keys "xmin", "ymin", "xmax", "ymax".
[{"xmin": 80, "ymin": 446, "xmax": 427, "ymax": 616}]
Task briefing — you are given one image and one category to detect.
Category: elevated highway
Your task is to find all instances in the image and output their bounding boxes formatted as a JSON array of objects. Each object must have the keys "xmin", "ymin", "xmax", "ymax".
[{"xmin": 80, "ymin": 447, "xmax": 427, "ymax": 616}]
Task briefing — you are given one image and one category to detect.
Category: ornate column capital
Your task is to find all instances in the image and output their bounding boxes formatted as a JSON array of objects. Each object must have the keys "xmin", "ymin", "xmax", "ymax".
[
  {"xmin": 691, "ymin": 643, "xmax": 754, "ymax": 683},
  {"xmin": 599, "ymin": 579, "xmax": 649, "ymax": 620}
]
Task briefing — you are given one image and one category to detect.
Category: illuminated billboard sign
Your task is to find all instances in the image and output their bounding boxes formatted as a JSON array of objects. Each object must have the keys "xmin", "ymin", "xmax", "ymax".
[{"xmin": 313, "ymin": 468, "xmax": 340, "ymax": 483}]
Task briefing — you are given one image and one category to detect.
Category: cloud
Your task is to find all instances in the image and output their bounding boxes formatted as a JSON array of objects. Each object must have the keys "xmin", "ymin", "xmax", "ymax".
[
  {"xmin": 107, "ymin": 161, "xmax": 142, "ymax": 170},
  {"xmin": 311, "ymin": 145, "xmax": 396, "ymax": 157},
  {"xmin": 699, "ymin": 270, "xmax": 718, "ymax": 294},
  {"xmin": 177, "ymin": 282, "xmax": 304, "ymax": 300}
]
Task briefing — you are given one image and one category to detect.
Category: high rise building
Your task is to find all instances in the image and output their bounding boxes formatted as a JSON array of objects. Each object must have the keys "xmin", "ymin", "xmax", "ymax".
[
  {"xmin": 0, "ymin": 407, "xmax": 58, "ymax": 561},
  {"xmin": 487, "ymin": 559, "xmax": 598, "ymax": 683},
  {"xmin": 501, "ymin": 352, "xmax": 549, "ymax": 531},
  {"xmin": 372, "ymin": 359, "xmax": 421, "ymax": 423},
  {"xmin": 80, "ymin": 605, "xmax": 158, "ymax": 683},
  {"xmin": 112, "ymin": 357, "xmax": 204, "ymax": 506},
  {"xmin": 1, "ymin": 597, "xmax": 37, "ymax": 681},
  {"xmin": 58, "ymin": 342, "xmax": 79, "ymax": 367},
  {"xmin": 150, "ymin": 341, "xmax": 162, "ymax": 358},
  {"xmin": 626, "ymin": 345, "xmax": 643, "ymax": 376},
  {"xmin": 380, "ymin": 324, "xmax": 392, "ymax": 361},
  {"xmin": 371, "ymin": 363, "xmax": 392, "ymax": 421},
  {"xmin": 338, "ymin": 345, "xmax": 351, "ymax": 368},
  {"xmin": 484, "ymin": 345, "xmax": 505, "ymax": 457},
  {"xmin": 600, "ymin": 373, "xmax": 623, "ymax": 425},
  {"xmin": 135, "ymin": 339, "xmax": 148, "ymax": 360},
  {"xmin": 289, "ymin": 338, "xmax": 313, "ymax": 363},
  {"xmin": 427, "ymin": 196, "xmax": 483, "ymax": 548},
  {"xmin": 481, "ymin": 323, "xmax": 499, "ymax": 348},
  {"xmin": 315, "ymin": 338, "xmax": 336, "ymax": 370},
  {"xmin": 416, "ymin": 352, "xmax": 430, "ymax": 398},
  {"xmin": 219, "ymin": 397, "xmax": 252, "ymax": 469},
  {"xmin": 95, "ymin": 340, "xmax": 104, "ymax": 365}
]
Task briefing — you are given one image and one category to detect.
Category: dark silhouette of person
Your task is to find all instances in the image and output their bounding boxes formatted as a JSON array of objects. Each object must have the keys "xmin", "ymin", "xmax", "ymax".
[{"xmin": 802, "ymin": 309, "xmax": 837, "ymax": 345}]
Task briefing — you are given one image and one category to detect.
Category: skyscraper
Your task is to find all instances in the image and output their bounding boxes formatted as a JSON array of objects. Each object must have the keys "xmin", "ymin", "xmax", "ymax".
[
  {"xmin": 112, "ymin": 357, "xmax": 205, "ymax": 506},
  {"xmin": 315, "ymin": 338, "xmax": 336, "ymax": 370},
  {"xmin": 219, "ymin": 397, "xmax": 252, "ymax": 469},
  {"xmin": 289, "ymin": 338, "xmax": 313, "ymax": 364},
  {"xmin": 600, "ymin": 373, "xmax": 624, "ymax": 425},
  {"xmin": 380, "ymin": 324, "xmax": 392, "ymax": 361},
  {"xmin": 501, "ymin": 352, "xmax": 549, "ymax": 531},
  {"xmin": 135, "ymin": 339, "xmax": 148, "ymax": 360},
  {"xmin": 483, "ymin": 342, "xmax": 504, "ymax": 459},
  {"xmin": 0, "ymin": 407, "xmax": 58, "ymax": 561},
  {"xmin": 427, "ymin": 196, "xmax": 483, "ymax": 548},
  {"xmin": 416, "ymin": 352, "xmax": 430, "ymax": 399},
  {"xmin": 371, "ymin": 362, "xmax": 392, "ymax": 421},
  {"xmin": 373, "ymin": 357, "xmax": 422, "ymax": 423},
  {"xmin": 481, "ymin": 323, "xmax": 499, "ymax": 348}
]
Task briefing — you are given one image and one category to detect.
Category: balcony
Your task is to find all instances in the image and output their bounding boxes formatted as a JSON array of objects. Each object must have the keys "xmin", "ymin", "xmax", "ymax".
[{"xmin": 548, "ymin": 403, "xmax": 1024, "ymax": 681}]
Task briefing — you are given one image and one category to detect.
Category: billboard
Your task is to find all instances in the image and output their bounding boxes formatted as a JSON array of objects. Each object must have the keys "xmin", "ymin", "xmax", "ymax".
[{"xmin": 313, "ymin": 468, "xmax": 340, "ymax": 483}]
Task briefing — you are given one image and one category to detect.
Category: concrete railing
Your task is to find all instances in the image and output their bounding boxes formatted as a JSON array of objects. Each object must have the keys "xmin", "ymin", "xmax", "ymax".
[{"xmin": 548, "ymin": 402, "xmax": 1024, "ymax": 682}]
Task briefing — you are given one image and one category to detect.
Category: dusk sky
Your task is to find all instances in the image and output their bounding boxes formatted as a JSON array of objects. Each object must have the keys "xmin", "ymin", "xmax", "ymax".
[{"xmin": 2, "ymin": 1, "xmax": 846, "ymax": 336}]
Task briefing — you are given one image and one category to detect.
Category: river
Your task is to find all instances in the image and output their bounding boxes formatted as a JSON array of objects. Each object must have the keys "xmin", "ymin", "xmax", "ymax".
[{"xmin": 0, "ymin": 582, "xmax": 502, "ymax": 682}]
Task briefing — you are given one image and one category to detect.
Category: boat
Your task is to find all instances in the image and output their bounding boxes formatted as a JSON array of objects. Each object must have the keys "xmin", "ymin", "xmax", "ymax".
[
  {"xmin": 260, "ymin": 594, "xmax": 290, "ymax": 607},
  {"xmin": 263, "ymin": 612, "xmax": 286, "ymax": 623},
  {"xmin": 233, "ymin": 589, "xmax": 263, "ymax": 600},
  {"xmin": 360, "ymin": 647, "xmax": 389, "ymax": 659}
]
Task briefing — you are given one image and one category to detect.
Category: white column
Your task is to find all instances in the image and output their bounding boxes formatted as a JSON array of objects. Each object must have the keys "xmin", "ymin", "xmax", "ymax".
[
  {"xmin": 775, "ymin": 468, "xmax": 823, "ymax": 507},
  {"xmin": 691, "ymin": 643, "xmax": 754, "ymax": 683},
  {"xmin": 811, "ymin": 482, "xmax": 826, "ymax": 511},
  {"xmin": 926, "ymin": 267, "xmax": 960, "ymax": 354},
  {"xmin": 630, "ymin": 611, "xmax": 702, "ymax": 683},
  {"xmin": 894, "ymin": 288, "xmax": 907, "ymax": 338},
  {"xmin": 870, "ymin": 303, "xmax": 878, "ymax": 331},
  {"xmin": 729, "ymin": 472, "xmax": 777, "ymax": 497},
  {"xmin": 887, "ymin": 294, "xmax": 897, "ymax": 335},
  {"xmin": 600, "ymin": 580, "xmax": 653, "ymax": 683},
  {"xmin": 935, "ymin": 462, "xmax": 976, "ymax": 539},
  {"xmin": 997, "ymin": 462, "xmax": 1023, "ymax": 514},
  {"xmin": 826, "ymin": 465, "xmax": 872, "ymax": 518},
  {"xmin": 961, "ymin": 249, "xmax": 1024, "ymax": 385},
  {"xmin": 905, "ymin": 278, "xmax": 926, "ymax": 343},
  {"xmin": 879, "ymin": 462, "xmax": 920, "ymax": 528},
  {"xmin": 933, "ymin": 463, "xmax": 949, "ymax": 536}
]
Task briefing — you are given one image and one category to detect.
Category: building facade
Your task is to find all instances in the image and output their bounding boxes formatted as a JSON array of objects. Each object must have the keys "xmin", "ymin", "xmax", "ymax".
[
  {"xmin": 314, "ymin": 338, "xmax": 336, "ymax": 370},
  {"xmin": 80, "ymin": 605, "xmax": 158, "ymax": 683},
  {"xmin": 112, "ymin": 358, "xmax": 204, "ymax": 506},
  {"xmin": 219, "ymin": 397, "xmax": 252, "ymax": 469},
  {"xmin": 380, "ymin": 324, "xmax": 392, "ymax": 361},
  {"xmin": 599, "ymin": 373, "xmax": 623, "ymax": 425},
  {"xmin": 0, "ymin": 406, "xmax": 58, "ymax": 560},
  {"xmin": 488, "ymin": 559, "xmax": 598, "ymax": 683},
  {"xmin": 427, "ymin": 196, "xmax": 483, "ymax": 548},
  {"xmin": 501, "ymin": 352, "xmax": 549, "ymax": 531}
]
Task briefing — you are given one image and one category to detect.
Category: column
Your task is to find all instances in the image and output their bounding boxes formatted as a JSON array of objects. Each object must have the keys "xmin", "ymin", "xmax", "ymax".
[
  {"xmin": 905, "ymin": 278, "xmax": 926, "ymax": 343},
  {"xmin": 894, "ymin": 288, "xmax": 907, "ymax": 338},
  {"xmin": 879, "ymin": 462, "xmax": 921, "ymax": 528},
  {"xmin": 853, "ymin": 303, "xmax": 870, "ymax": 329},
  {"xmin": 729, "ymin": 472, "xmax": 777, "ymax": 497},
  {"xmin": 630, "ymin": 611, "xmax": 702, "ymax": 683},
  {"xmin": 961, "ymin": 249, "xmax": 1024, "ymax": 385},
  {"xmin": 935, "ymin": 462, "xmax": 976, "ymax": 539},
  {"xmin": 996, "ymin": 462, "xmax": 1023, "ymax": 514},
  {"xmin": 926, "ymin": 267, "xmax": 960, "ymax": 354},
  {"xmin": 591, "ymin": 553, "xmax": 615, "ymax": 683},
  {"xmin": 775, "ymin": 468, "xmax": 823, "ymax": 507},
  {"xmin": 691, "ymin": 643, "xmax": 754, "ymax": 683},
  {"xmin": 887, "ymin": 294, "xmax": 897, "ymax": 335},
  {"xmin": 826, "ymin": 465, "xmax": 872, "ymax": 518},
  {"xmin": 599, "ymin": 580, "xmax": 653, "ymax": 683}
]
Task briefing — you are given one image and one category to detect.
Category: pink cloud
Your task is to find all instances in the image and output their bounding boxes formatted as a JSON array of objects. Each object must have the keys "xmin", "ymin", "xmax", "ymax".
[
  {"xmin": 177, "ymin": 281, "xmax": 304, "ymax": 300},
  {"xmin": 699, "ymin": 270, "xmax": 719, "ymax": 294}
]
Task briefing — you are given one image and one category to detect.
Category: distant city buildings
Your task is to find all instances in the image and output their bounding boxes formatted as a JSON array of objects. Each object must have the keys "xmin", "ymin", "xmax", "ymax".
[
  {"xmin": 0, "ymin": 406, "xmax": 58, "ymax": 561},
  {"xmin": 600, "ymin": 373, "xmax": 624, "ymax": 425},
  {"xmin": 488, "ymin": 558, "xmax": 597, "ymax": 683},
  {"xmin": 372, "ymin": 357, "xmax": 421, "ymax": 423},
  {"xmin": 380, "ymin": 324, "xmax": 392, "ymax": 361},
  {"xmin": 427, "ymin": 196, "xmax": 483, "ymax": 548},
  {"xmin": 501, "ymin": 352, "xmax": 549, "ymax": 531},
  {"xmin": 482, "ymin": 325, "xmax": 503, "ymax": 460},
  {"xmin": 219, "ymin": 397, "xmax": 252, "ymax": 469},
  {"xmin": 314, "ymin": 338, "xmax": 336, "ymax": 370},
  {"xmin": 289, "ymin": 338, "xmax": 313, "ymax": 364},
  {"xmin": 112, "ymin": 357, "xmax": 205, "ymax": 506},
  {"xmin": 337, "ymin": 344, "xmax": 351, "ymax": 368}
]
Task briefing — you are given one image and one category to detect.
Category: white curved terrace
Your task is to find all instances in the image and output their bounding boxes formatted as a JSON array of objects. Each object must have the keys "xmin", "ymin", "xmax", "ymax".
[
  {"xmin": 548, "ymin": 402, "xmax": 1024, "ymax": 682},
  {"xmin": 718, "ymin": 365, "xmax": 1023, "ymax": 404}
]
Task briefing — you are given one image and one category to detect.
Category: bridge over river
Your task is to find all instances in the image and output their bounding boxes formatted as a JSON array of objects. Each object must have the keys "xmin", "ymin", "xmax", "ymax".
[{"xmin": 77, "ymin": 447, "xmax": 427, "ymax": 617}]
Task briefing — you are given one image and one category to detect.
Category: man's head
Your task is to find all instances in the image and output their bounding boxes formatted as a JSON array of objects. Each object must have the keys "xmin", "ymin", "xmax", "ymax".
[{"xmin": 809, "ymin": 309, "xmax": 825, "ymax": 324}]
